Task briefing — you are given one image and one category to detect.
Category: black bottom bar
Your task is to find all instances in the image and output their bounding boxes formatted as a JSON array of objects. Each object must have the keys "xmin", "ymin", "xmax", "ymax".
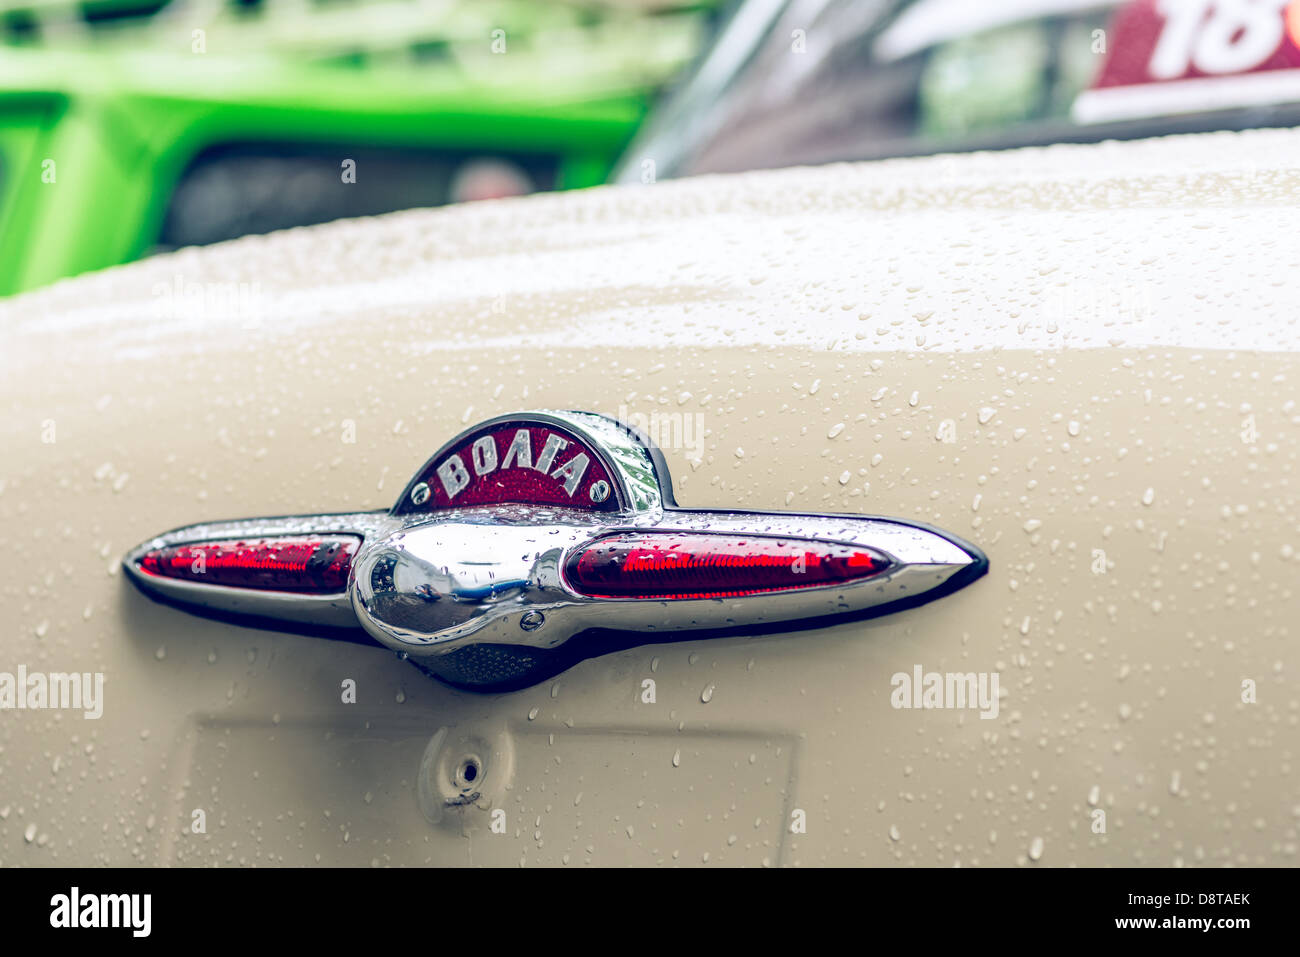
[{"xmin": 0, "ymin": 866, "xmax": 1284, "ymax": 944}]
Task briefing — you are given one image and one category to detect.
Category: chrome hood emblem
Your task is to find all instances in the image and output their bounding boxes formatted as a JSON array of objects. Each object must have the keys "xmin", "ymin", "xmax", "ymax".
[{"xmin": 124, "ymin": 411, "xmax": 987, "ymax": 690}]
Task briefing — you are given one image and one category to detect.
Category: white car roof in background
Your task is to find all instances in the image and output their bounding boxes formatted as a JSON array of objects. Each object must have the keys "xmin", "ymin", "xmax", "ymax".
[{"xmin": 875, "ymin": 0, "xmax": 1124, "ymax": 61}]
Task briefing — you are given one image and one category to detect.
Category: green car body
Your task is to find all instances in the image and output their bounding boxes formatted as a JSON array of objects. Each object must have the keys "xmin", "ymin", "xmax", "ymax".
[{"xmin": 0, "ymin": 3, "xmax": 709, "ymax": 296}]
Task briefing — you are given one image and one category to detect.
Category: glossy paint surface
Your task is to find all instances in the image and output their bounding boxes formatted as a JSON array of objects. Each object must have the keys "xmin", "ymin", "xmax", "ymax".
[{"xmin": 2, "ymin": 127, "xmax": 1297, "ymax": 866}]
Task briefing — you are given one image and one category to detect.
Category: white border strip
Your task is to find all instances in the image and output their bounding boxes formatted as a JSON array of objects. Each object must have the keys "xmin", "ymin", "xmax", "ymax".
[{"xmin": 1072, "ymin": 70, "xmax": 1300, "ymax": 124}]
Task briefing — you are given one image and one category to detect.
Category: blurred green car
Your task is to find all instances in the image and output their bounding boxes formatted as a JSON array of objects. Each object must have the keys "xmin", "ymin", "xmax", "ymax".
[{"xmin": 0, "ymin": 0, "xmax": 713, "ymax": 296}]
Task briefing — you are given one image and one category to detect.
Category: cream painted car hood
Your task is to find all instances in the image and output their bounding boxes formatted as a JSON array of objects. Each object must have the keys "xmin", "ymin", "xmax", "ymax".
[{"xmin": 3, "ymin": 127, "xmax": 1298, "ymax": 866}]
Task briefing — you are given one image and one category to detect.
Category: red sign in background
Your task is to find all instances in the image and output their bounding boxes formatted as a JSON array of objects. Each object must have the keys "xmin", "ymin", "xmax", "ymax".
[{"xmin": 1093, "ymin": 0, "xmax": 1300, "ymax": 89}]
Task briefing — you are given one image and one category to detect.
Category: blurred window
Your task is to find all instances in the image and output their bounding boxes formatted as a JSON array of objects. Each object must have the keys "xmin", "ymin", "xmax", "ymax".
[
  {"xmin": 155, "ymin": 143, "xmax": 557, "ymax": 251},
  {"xmin": 621, "ymin": 0, "xmax": 1300, "ymax": 179}
]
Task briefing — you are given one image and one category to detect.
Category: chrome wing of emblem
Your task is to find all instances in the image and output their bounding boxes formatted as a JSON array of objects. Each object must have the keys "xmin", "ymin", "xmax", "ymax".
[{"xmin": 124, "ymin": 411, "xmax": 987, "ymax": 690}]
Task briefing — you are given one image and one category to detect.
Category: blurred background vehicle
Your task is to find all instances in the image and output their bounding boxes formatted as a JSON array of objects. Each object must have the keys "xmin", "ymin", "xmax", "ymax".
[
  {"xmin": 0, "ymin": 0, "xmax": 719, "ymax": 296},
  {"xmin": 617, "ymin": 0, "xmax": 1300, "ymax": 180},
  {"xmin": 6, "ymin": 0, "xmax": 1300, "ymax": 297}
]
